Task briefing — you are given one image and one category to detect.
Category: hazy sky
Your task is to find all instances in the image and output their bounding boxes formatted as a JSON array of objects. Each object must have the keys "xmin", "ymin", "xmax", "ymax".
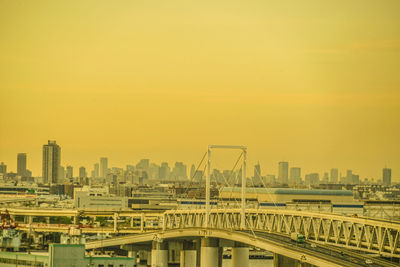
[{"xmin": 1, "ymin": 0, "xmax": 399, "ymax": 181}]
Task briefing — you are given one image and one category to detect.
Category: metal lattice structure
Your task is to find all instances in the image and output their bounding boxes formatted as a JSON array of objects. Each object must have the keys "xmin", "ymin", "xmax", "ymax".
[{"xmin": 162, "ymin": 208, "xmax": 400, "ymax": 257}]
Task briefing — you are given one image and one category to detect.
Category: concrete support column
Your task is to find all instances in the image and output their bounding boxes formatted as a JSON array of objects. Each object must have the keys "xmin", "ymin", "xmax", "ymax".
[
  {"xmin": 201, "ymin": 237, "xmax": 219, "ymax": 267},
  {"xmin": 73, "ymin": 215, "xmax": 79, "ymax": 225},
  {"xmin": 24, "ymin": 215, "xmax": 33, "ymax": 224},
  {"xmin": 231, "ymin": 242, "xmax": 249, "ymax": 267},
  {"xmin": 146, "ymin": 251, "xmax": 152, "ymax": 267},
  {"xmin": 180, "ymin": 241, "xmax": 197, "ymax": 267},
  {"xmin": 130, "ymin": 216, "xmax": 134, "ymax": 228},
  {"xmin": 45, "ymin": 216, "xmax": 50, "ymax": 224},
  {"xmin": 141, "ymin": 213, "xmax": 145, "ymax": 232},
  {"xmin": 113, "ymin": 213, "xmax": 118, "ymax": 233},
  {"xmin": 128, "ymin": 250, "xmax": 137, "ymax": 266},
  {"xmin": 151, "ymin": 240, "xmax": 168, "ymax": 267}
]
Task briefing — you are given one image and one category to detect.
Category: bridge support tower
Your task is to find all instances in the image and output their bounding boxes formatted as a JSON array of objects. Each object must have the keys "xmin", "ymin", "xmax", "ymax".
[
  {"xmin": 232, "ymin": 242, "xmax": 249, "ymax": 267},
  {"xmin": 180, "ymin": 241, "xmax": 197, "ymax": 267},
  {"xmin": 151, "ymin": 240, "xmax": 168, "ymax": 267},
  {"xmin": 201, "ymin": 237, "xmax": 220, "ymax": 267}
]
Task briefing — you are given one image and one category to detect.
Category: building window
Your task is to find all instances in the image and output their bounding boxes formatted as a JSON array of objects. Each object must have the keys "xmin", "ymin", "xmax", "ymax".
[
  {"xmin": 98, "ymin": 265, "xmax": 104, "ymax": 267},
  {"xmin": 108, "ymin": 265, "xmax": 114, "ymax": 267}
]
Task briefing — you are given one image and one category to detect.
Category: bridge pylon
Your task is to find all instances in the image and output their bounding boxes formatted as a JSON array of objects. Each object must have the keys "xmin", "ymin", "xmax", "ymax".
[{"xmin": 206, "ymin": 145, "xmax": 247, "ymax": 229}]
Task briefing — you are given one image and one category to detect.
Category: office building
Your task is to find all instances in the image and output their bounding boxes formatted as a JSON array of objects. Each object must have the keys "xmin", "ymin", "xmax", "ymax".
[
  {"xmin": 79, "ymin": 167, "xmax": 87, "ymax": 178},
  {"xmin": 136, "ymin": 159, "xmax": 149, "ymax": 171},
  {"xmin": 278, "ymin": 161, "xmax": 289, "ymax": 184},
  {"xmin": 93, "ymin": 163, "xmax": 99, "ymax": 178},
  {"xmin": 17, "ymin": 153, "xmax": 27, "ymax": 177},
  {"xmin": 159, "ymin": 162, "xmax": 170, "ymax": 180},
  {"xmin": 66, "ymin": 165, "xmax": 73, "ymax": 179},
  {"xmin": 383, "ymin": 168, "xmax": 392, "ymax": 186},
  {"xmin": 346, "ymin": 170, "xmax": 353, "ymax": 184},
  {"xmin": 289, "ymin": 167, "xmax": 301, "ymax": 184},
  {"xmin": 42, "ymin": 140, "xmax": 61, "ymax": 184},
  {"xmin": 330, "ymin": 168, "xmax": 338, "ymax": 183},
  {"xmin": 305, "ymin": 173, "xmax": 319, "ymax": 185},
  {"xmin": 100, "ymin": 157, "xmax": 108, "ymax": 178},
  {"xmin": 172, "ymin": 162, "xmax": 187, "ymax": 180}
]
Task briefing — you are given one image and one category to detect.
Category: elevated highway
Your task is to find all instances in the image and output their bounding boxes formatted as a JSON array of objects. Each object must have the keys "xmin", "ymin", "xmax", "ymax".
[
  {"xmin": 85, "ymin": 227, "xmax": 398, "ymax": 267},
  {"xmin": 4, "ymin": 207, "xmax": 400, "ymax": 259}
]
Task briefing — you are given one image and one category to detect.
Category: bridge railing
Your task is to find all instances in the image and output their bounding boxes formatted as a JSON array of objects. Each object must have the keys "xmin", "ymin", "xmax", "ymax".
[{"xmin": 163, "ymin": 208, "xmax": 400, "ymax": 257}]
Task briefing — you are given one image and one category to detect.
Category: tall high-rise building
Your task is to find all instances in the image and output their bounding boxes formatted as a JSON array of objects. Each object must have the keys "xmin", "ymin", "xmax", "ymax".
[
  {"xmin": 58, "ymin": 166, "xmax": 65, "ymax": 183},
  {"xmin": 305, "ymin": 173, "xmax": 319, "ymax": 185},
  {"xmin": 289, "ymin": 167, "xmax": 301, "ymax": 184},
  {"xmin": 100, "ymin": 157, "xmax": 108, "ymax": 178},
  {"xmin": 17, "ymin": 153, "xmax": 27, "ymax": 177},
  {"xmin": 383, "ymin": 168, "xmax": 392, "ymax": 186},
  {"xmin": 330, "ymin": 168, "xmax": 338, "ymax": 183},
  {"xmin": 322, "ymin": 172, "xmax": 329, "ymax": 183},
  {"xmin": 42, "ymin": 140, "xmax": 61, "ymax": 184},
  {"xmin": 346, "ymin": 170, "xmax": 353, "ymax": 184},
  {"xmin": 172, "ymin": 162, "xmax": 187, "ymax": 180},
  {"xmin": 278, "ymin": 161, "xmax": 289, "ymax": 184},
  {"xmin": 66, "ymin": 166, "xmax": 73, "ymax": 179},
  {"xmin": 159, "ymin": 162, "xmax": 170, "ymax": 180},
  {"xmin": 93, "ymin": 163, "xmax": 99, "ymax": 178},
  {"xmin": 0, "ymin": 162, "xmax": 7, "ymax": 176},
  {"xmin": 79, "ymin": 167, "xmax": 87, "ymax": 178},
  {"xmin": 253, "ymin": 162, "xmax": 262, "ymax": 186},
  {"xmin": 136, "ymin": 159, "xmax": 150, "ymax": 171}
]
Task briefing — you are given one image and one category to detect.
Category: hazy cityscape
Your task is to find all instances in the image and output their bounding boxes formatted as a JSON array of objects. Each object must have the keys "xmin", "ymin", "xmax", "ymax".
[{"xmin": 1, "ymin": 1, "xmax": 400, "ymax": 267}]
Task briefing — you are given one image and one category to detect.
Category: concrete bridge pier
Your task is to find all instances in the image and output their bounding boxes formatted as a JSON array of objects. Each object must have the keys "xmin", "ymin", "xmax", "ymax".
[
  {"xmin": 127, "ymin": 250, "xmax": 137, "ymax": 266},
  {"xmin": 113, "ymin": 213, "xmax": 119, "ymax": 233},
  {"xmin": 180, "ymin": 241, "xmax": 197, "ymax": 267},
  {"xmin": 151, "ymin": 240, "xmax": 168, "ymax": 267},
  {"xmin": 24, "ymin": 215, "xmax": 33, "ymax": 224},
  {"xmin": 231, "ymin": 242, "xmax": 249, "ymax": 267},
  {"xmin": 201, "ymin": 237, "xmax": 220, "ymax": 267}
]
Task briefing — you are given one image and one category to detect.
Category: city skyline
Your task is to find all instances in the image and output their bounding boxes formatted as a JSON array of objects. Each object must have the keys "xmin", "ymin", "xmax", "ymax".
[{"xmin": 0, "ymin": 142, "xmax": 395, "ymax": 182}]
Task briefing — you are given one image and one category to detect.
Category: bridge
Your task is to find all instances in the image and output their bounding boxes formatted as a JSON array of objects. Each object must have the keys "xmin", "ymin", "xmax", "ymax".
[{"xmin": 4, "ymin": 145, "xmax": 400, "ymax": 266}]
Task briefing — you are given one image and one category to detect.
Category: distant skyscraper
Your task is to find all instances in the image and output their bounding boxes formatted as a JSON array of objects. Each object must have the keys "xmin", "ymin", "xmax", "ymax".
[
  {"xmin": 278, "ymin": 161, "xmax": 289, "ymax": 184},
  {"xmin": 346, "ymin": 170, "xmax": 353, "ymax": 184},
  {"xmin": 100, "ymin": 157, "xmax": 108, "ymax": 178},
  {"xmin": 79, "ymin": 167, "xmax": 87, "ymax": 178},
  {"xmin": 289, "ymin": 167, "xmax": 301, "ymax": 184},
  {"xmin": 0, "ymin": 162, "xmax": 7, "ymax": 176},
  {"xmin": 159, "ymin": 162, "xmax": 170, "ymax": 180},
  {"xmin": 383, "ymin": 168, "xmax": 391, "ymax": 186},
  {"xmin": 17, "ymin": 153, "xmax": 27, "ymax": 177},
  {"xmin": 66, "ymin": 165, "xmax": 73, "ymax": 179},
  {"xmin": 305, "ymin": 173, "xmax": 319, "ymax": 185},
  {"xmin": 352, "ymin": 174, "xmax": 359, "ymax": 184},
  {"xmin": 322, "ymin": 172, "xmax": 329, "ymax": 183},
  {"xmin": 330, "ymin": 168, "xmax": 338, "ymax": 183},
  {"xmin": 253, "ymin": 162, "xmax": 262, "ymax": 186},
  {"xmin": 93, "ymin": 163, "xmax": 99, "ymax": 178},
  {"xmin": 172, "ymin": 162, "xmax": 187, "ymax": 180},
  {"xmin": 42, "ymin": 140, "xmax": 61, "ymax": 184},
  {"xmin": 136, "ymin": 159, "xmax": 149, "ymax": 171},
  {"xmin": 58, "ymin": 166, "xmax": 65, "ymax": 183}
]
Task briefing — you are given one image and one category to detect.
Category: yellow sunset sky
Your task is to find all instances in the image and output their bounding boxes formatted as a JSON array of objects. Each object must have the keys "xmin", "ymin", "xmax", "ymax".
[{"xmin": 0, "ymin": 0, "xmax": 399, "ymax": 181}]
